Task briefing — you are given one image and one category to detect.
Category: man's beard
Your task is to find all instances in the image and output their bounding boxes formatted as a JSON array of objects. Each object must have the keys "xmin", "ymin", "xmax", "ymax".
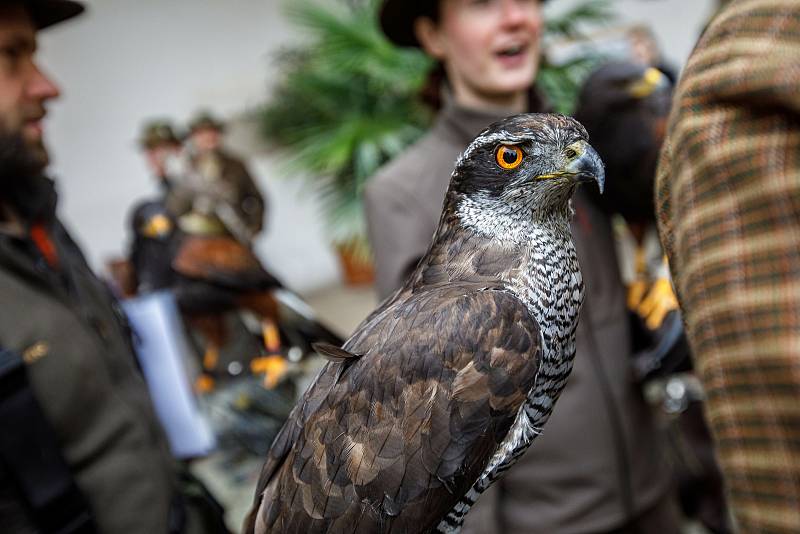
[{"xmin": 0, "ymin": 129, "xmax": 53, "ymax": 221}]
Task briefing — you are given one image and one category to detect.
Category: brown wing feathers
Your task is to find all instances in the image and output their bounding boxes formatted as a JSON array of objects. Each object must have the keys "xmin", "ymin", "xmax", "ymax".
[
  {"xmin": 247, "ymin": 288, "xmax": 540, "ymax": 533},
  {"xmin": 312, "ymin": 342, "xmax": 362, "ymax": 363}
]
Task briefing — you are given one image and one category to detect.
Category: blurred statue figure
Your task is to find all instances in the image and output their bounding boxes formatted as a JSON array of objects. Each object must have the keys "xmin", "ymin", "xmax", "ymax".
[
  {"xmin": 129, "ymin": 113, "xmax": 279, "ymax": 390},
  {"xmin": 126, "ymin": 115, "xmax": 340, "ymax": 443},
  {"xmin": 138, "ymin": 118, "xmax": 183, "ymax": 192},
  {"xmin": 166, "ymin": 111, "xmax": 265, "ymax": 246},
  {"xmin": 127, "ymin": 118, "xmax": 184, "ymax": 294}
]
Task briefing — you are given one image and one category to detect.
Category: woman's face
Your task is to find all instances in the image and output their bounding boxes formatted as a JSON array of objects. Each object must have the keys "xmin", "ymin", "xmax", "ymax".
[{"xmin": 416, "ymin": 0, "xmax": 543, "ymax": 109}]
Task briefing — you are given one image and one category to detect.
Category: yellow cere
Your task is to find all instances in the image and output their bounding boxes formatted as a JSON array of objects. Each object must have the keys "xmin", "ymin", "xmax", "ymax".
[{"xmin": 628, "ymin": 67, "xmax": 666, "ymax": 99}]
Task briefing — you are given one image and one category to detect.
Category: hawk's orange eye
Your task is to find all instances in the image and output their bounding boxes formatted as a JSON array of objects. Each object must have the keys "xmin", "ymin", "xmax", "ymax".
[{"xmin": 496, "ymin": 145, "xmax": 523, "ymax": 170}]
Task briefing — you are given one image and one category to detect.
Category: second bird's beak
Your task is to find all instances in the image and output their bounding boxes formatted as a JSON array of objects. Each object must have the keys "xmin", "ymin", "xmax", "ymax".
[{"xmin": 566, "ymin": 143, "xmax": 605, "ymax": 194}]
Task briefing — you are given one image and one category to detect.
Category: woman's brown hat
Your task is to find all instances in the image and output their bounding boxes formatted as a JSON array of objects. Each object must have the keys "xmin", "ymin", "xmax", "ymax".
[
  {"xmin": 379, "ymin": 0, "xmax": 547, "ymax": 48},
  {"xmin": 378, "ymin": 0, "xmax": 437, "ymax": 48}
]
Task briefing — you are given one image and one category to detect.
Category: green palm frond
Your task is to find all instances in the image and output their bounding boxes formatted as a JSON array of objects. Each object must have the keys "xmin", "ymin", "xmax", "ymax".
[
  {"xmin": 545, "ymin": 0, "xmax": 615, "ymax": 40},
  {"xmin": 260, "ymin": 0, "xmax": 613, "ymax": 248},
  {"xmin": 542, "ymin": 0, "xmax": 615, "ymax": 114}
]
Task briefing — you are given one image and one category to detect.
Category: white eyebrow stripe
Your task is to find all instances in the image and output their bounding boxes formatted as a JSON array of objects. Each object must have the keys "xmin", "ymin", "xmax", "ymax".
[{"xmin": 456, "ymin": 130, "xmax": 527, "ymax": 167}]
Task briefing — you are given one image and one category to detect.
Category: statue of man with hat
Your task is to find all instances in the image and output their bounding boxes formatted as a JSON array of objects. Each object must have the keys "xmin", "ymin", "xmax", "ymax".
[
  {"xmin": 138, "ymin": 117, "xmax": 183, "ymax": 192},
  {"xmin": 165, "ymin": 110, "xmax": 266, "ymax": 245}
]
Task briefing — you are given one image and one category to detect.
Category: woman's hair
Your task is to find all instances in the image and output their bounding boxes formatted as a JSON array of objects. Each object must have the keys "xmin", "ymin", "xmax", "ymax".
[
  {"xmin": 419, "ymin": 62, "xmax": 448, "ymax": 110},
  {"xmin": 415, "ymin": 1, "xmax": 444, "ymax": 109},
  {"xmin": 418, "ymin": 1, "xmax": 441, "ymax": 23}
]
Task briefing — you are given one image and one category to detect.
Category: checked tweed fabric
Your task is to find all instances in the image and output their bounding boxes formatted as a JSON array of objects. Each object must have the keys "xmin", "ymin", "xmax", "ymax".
[{"xmin": 656, "ymin": 1, "xmax": 800, "ymax": 532}]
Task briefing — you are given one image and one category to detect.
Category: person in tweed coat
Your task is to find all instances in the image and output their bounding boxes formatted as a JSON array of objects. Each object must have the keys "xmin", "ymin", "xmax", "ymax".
[{"xmin": 655, "ymin": 1, "xmax": 800, "ymax": 532}]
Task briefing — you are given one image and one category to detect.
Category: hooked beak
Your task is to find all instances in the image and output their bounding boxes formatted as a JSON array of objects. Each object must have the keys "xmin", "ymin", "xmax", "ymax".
[
  {"xmin": 628, "ymin": 67, "xmax": 670, "ymax": 99},
  {"xmin": 565, "ymin": 142, "xmax": 605, "ymax": 194}
]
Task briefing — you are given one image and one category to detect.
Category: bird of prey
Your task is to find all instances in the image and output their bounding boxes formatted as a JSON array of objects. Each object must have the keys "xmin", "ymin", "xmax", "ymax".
[
  {"xmin": 573, "ymin": 62, "xmax": 671, "ymax": 225},
  {"xmin": 127, "ymin": 200, "xmax": 342, "ymax": 389},
  {"xmin": 244, "ymin": 113, "xmax": 604, "ymax": 534},
  {"xmin": 573, "ymin": 63, "xmax": 687, "ymax": 366}
]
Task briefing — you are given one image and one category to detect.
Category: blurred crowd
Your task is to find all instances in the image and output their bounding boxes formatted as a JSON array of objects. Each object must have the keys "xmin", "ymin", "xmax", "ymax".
[{"xmin": 1, "ymin": 0, "xmax": 799, "ymax": 533}]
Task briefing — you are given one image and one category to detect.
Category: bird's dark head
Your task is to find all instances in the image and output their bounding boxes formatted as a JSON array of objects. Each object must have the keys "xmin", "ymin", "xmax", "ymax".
[
  {"xmin": 573, "ymin": 63, "xmax": 672, "ymax": 224},
  {"xmin": 448, "ymin": 113, "xmax": 604, "ymax": 230}
]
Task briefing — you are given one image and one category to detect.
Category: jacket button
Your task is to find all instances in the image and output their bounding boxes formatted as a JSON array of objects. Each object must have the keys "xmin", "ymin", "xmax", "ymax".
[{"xmin": 91, "ymin": 317, "xmax": 110, "ymax": 342}]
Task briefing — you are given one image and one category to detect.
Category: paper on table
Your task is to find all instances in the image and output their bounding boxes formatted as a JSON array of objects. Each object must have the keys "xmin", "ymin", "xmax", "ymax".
[{"xmin": 123, "ymin": 291, "xmax": 216, "ymax": 458}]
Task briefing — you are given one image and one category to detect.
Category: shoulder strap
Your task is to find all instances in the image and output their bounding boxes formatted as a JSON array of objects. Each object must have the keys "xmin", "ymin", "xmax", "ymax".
[{"xmin": 0, "ymin": 348, "xmax": 98, "ymax": 534}]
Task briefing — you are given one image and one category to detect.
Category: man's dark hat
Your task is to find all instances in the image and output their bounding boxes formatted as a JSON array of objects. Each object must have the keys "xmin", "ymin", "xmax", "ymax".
[
  {"xmin": 379, "ymin": 0, "xmax": 547, "ymax": 48},
  {"xmin": 23, "ymin": 0, "xmax": 85, "ymax": 30},
  {"xmin": 188, "ymin": 111, "xmax": 225, "ymax": 133}
]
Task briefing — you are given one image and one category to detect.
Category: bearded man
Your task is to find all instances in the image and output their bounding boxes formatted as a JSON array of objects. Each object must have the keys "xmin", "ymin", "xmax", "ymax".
[{"xmin": 0, "ymin": 2, "xmax": 227, "ymax": 533}]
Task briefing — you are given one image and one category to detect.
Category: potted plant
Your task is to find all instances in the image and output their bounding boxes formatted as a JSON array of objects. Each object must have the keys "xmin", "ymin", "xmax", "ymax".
[{"xmin": 261, "ymin": 0, "xmax": 612, "ymax": 284}]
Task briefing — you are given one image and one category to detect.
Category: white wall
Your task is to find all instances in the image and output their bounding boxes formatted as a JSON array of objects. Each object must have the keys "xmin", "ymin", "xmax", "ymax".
[
  {"xmin": 39, "ymin": 0, "xmax": 341, "ymax": 293},
  {"xmin": 37, "ymin": 0, "xmax": 715, "ymax": 294},
  {"xmin": 546, "ymin": 0, "xmax": 717, "ymax": 69}
]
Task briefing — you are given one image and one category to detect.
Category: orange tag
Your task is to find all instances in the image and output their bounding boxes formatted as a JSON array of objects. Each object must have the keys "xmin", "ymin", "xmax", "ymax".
[
  {"xmin": 251, "ymin": 355, "xmax": 288, "ymax": 389},
  {"xmin": 195, "ymin": 374, "xmax": 215, "ymax": 393},
  {"xmin": 262, "ymin": 319, "xmax": 281, "ymax": 352},
  {"xmin": 29, "ymin": 223, "xmax": 59, "ymax": 269}
]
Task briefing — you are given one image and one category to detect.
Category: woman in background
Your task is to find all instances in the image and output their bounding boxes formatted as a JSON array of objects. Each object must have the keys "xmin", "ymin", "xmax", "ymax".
[{"xmin": 365, "ymin": 1, "xmax": 681, "ymax": 532}]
